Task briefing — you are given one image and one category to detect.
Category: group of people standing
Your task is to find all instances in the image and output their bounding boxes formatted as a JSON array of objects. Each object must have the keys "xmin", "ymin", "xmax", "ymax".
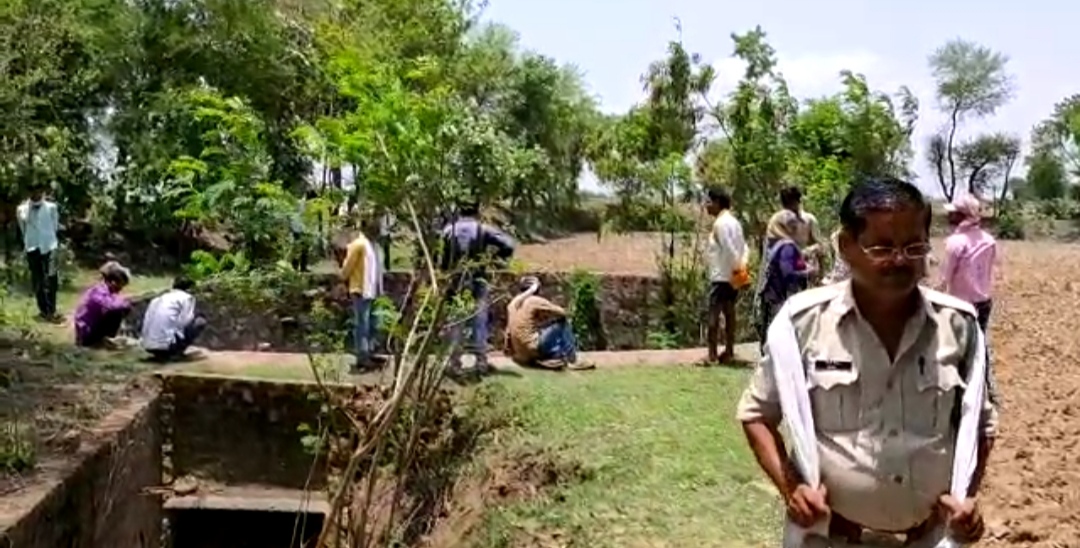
[
  {"xmin": 15, "ymin": 183, "xmax": 585, "ymax": 374},
  {"xmin": 703, "ymin": 183, "xmax": 998, "ymax": 364}
]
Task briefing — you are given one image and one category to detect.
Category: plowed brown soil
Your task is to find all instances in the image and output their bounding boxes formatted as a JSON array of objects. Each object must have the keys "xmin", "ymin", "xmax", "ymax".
[
  {"xmin": 520, "ymin": 234, "xmax": 1080, "ymax": 546},
  {"xmin": 976, "ymin": 241, "xmax": 1080, "ymax": 547},
  {"xmin": 518, "ymin": 233, "xmax": 673, "ymax": 274}
]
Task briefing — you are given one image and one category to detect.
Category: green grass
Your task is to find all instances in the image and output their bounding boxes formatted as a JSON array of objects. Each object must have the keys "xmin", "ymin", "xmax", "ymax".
[{"xmin": 477, "ymin": 367, "xmax": 783, "ymax": 548}]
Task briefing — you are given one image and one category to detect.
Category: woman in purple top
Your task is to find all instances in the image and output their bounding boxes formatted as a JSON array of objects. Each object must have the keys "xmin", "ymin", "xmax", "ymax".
[
  {"xmin": 74, "ymin": 262, "xmax": 132, "ymax": 348},
  {"xmin": 754, "ymin": 210, "xmax": 811, "ymax": 347}
]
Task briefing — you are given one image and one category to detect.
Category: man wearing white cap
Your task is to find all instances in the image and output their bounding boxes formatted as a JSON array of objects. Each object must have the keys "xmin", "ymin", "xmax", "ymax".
[
  {"xmin": 940, "ymin": 195, "xmax": 996, "ymax": 332},
  {"xmin": 940, "ymin": 194, "xmax": 999, "ymax": 406}
]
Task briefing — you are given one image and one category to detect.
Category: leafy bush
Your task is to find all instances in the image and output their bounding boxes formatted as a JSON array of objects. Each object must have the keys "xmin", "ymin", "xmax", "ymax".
[
  {"xmin": 1, "ymin": 245, "xmax": 77, "ymax": 291},
  {"xmin": 994, "ymin": 209, "xmax": 1025, "ymax": 240},
  {"xmin": 1035, "ymin": 197, "xmax": 1080, "ymax": 220},
  {"xmin": 567, "ymin": 270, "xmax": 606, "ymax": 350}
]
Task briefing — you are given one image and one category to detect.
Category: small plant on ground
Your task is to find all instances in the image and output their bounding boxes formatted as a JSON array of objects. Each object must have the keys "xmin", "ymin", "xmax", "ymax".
[
  {"xmin": 0, "ymin": 420, "xmax": 35, "ymax": 474},
  {"xmin": 567, "ymin": 269, "xmax": 606, "ymax": 351}
]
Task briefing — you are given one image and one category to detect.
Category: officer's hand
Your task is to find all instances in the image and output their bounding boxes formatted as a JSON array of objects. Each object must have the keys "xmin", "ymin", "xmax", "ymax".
[
  {"xmin": 937, "ymin": 494, "xmax": 985, "ymax": 542},
  {"xmin": 785, "ymin": 484, "xmax": 829, "ymax": 528}
]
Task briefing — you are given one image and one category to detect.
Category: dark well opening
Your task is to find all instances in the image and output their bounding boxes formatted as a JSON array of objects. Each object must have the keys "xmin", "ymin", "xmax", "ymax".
[{"xmin": 169, "ymin": 508, "xmax": 324, "ymax": 548}]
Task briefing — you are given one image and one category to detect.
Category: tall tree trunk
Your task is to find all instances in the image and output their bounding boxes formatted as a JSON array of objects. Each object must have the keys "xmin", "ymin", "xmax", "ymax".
[{"xmin": 944, "ymin": 107, "xmax": 961, "ymax": 200}]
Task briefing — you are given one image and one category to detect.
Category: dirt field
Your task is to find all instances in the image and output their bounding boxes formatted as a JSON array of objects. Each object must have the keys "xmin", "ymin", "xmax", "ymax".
[
  {"xmin": 520, "ymin": 234, "xmax": 1080, "ymax": 546},
  {"xmin": 518, "ymin": 233, "xmax": 678, "ymax": 274},
  {"xmin": 977, "ymin": 241, "xmax": 1080, "ymax": 546}
]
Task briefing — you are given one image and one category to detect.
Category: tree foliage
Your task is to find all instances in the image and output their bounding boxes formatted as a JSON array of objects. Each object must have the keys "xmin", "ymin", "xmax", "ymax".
[
  {"xmin": 926, "ymin": 39, "xmax": 1015, "ymax": 200},
  {"xmin": 0, "ymin": 0, "xmax": 602, "ymax": 267},
  {"xmin": 694, "ymin": 28, "xmax": 917, "ymax": 239},
  {"xmin": 6, "ymin": 0, "xmax": 1077, "ymax": 270}
]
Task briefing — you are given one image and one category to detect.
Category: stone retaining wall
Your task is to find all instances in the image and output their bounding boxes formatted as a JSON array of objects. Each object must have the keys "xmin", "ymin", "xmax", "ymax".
[
  {"xmin": 0, "ymin": 398, "xmax": 162, "ymax": 548},
  {"xmin": 0, "ymin": 375, "xmax": 349, "ymax": 547},
  {"xmin": 124, "ymin": 271, "xmax": 674, "ymax": 353},
  {"xmin": 160, "ymin": 374, "xmax": 344, "ymax": 490}
]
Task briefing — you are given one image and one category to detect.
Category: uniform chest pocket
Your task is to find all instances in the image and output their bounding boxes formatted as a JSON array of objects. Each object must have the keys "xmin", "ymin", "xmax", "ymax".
[
  {"xmin": 808, "ymin": 369, "xmax": 862, "ymax": 432},
  {"xmin": 912, "ymin": 364, "xmax": 967, "ymax": 436}
]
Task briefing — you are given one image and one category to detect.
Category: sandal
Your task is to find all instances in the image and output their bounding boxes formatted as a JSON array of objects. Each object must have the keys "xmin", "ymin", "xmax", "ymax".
[{"xmin": 694, "ymin": 356, "xmax": 718, "ymax": 367}]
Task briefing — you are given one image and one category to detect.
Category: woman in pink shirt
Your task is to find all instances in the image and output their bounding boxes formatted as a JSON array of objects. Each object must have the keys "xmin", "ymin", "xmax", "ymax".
[{"xmin": 939, "ymin": 195, "xmax": 997, "ymax": 331}]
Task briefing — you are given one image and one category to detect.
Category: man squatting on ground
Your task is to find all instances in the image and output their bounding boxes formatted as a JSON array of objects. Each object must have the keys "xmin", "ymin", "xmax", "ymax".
[
  {"xmin": 74, "ymin": 261, "xmax": 133, "ymax": 348},
  {"xmin": 737, "ymin": 177, "xmax": 997, "ymax": 546},
  {"xmin": 140, "ymin": 276, "xmax": 208, "ymax": 362}
]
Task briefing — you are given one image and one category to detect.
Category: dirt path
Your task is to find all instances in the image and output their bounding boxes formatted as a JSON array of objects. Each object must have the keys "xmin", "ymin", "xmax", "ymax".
[{"xmin": 170, "ymin": 343, "xmax": 762, "ymax": 380}]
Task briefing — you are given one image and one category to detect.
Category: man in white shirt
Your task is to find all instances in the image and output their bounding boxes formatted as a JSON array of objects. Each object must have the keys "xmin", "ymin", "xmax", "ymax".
[
  {"xmin": 705, "ymin": 187, "xmax": 748, "ymax": 364},
  {"xmin": 16, "ymin": 183, "xmax": 61, "ymax": 322},
  {"xmin": 140, "ymin": 276, "xmax": 207, "ymax": 362}
]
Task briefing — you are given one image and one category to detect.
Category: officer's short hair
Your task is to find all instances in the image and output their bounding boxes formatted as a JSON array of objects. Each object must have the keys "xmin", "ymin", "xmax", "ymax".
[{"xmin": 839, "ymin": 176, "xmax": 930, "ymax": 237}]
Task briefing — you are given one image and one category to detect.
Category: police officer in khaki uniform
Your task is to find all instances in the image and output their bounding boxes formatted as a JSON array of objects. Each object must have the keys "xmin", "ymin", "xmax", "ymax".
[{"xmin": 737, "ymin": 177, "xmax": 997, "ymax": 546}]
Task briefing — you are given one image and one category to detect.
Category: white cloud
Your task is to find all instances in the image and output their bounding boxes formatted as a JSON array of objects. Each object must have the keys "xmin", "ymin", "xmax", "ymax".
[{"xmin": 707, "ymin": 50, "xmax": 900, "ymax": 102}]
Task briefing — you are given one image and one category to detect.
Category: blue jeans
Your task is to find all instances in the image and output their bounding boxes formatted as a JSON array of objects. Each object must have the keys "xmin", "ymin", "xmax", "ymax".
[
  {"xmin": 537, "ymin": 318, "xmax": 577, "ymax": 363},
  {"xmin": 352, "ymin": 296, "xmax": 375, "ymax": 362},
  {"xmin": 448, "ymin": 279, "xmax": 490, "ymax": 365}
]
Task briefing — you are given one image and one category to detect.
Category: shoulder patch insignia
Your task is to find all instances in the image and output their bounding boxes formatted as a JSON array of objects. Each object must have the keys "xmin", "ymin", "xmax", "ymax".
[
  {"xmin": 785, "ymin": 283, "xmax": 844, "ymax": 316},
  {"xmin": 921, "ymin": 287, "xmax": 977, "ymax": 317}
]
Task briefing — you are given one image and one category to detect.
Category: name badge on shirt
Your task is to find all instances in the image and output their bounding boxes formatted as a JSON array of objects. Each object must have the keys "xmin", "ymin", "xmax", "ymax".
[{"xmin": 814, "ymin": 360, "xmax": 853, "ymax": 372}]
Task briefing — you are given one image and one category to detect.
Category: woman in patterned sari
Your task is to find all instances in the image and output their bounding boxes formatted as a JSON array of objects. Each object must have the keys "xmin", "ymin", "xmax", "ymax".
[{"xmin": 755, "ymin": 210, "xmax": 813, "ymax": 348}]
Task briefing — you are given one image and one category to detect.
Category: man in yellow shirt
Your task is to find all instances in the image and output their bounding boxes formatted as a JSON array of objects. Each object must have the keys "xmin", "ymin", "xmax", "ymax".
[{"xmin": 336, "ymin": 218, "xmax": 383, "ymax": 370}]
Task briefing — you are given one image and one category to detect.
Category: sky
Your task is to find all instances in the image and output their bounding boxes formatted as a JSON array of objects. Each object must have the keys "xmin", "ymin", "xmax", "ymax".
[{"xmin": 480, "ymin": 0, "xmax": 1080, "ymax": 197}]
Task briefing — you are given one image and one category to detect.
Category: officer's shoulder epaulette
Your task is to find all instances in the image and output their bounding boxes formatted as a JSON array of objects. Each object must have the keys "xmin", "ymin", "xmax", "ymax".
[
  {"xmin": 921, "ymin": 287, "xmax": 977, "ymax": 317},
  {"xmin": 785, "ymin": 283, "xmax": 845, "ymax": 316}
]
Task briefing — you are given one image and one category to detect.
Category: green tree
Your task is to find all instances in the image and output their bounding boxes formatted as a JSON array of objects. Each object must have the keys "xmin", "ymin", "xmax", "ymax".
[
  {"xmin": 1031, "ymin": 94, "xmax": 1080, "ymax": 179},
  {"xmin": 1022, "ymin": 151, "xmax": 1068, "ymax": 201},
  {"xmin": 785, "ymin": 71, "xmax": 918, "ymax": 231},
  {"xmin": 708, "ymin": 26, "xmax": 796, "ymax": 243},
  {"xmin": 588, "ymin": 29, "xmax": 715, "ymax": 344},
  {"xmin": 926, "ymin": 39, "xmax": 1014, "ymax": 200}
]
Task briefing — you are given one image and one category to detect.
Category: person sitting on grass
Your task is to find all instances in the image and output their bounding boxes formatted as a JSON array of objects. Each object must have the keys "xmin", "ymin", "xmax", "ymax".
[
  {"xmin": 140, "ymin": 276, "xmax": 207, "ymax": 363},
  {"xmin": 504, "ymin": 276, "xmax": 594, "ymax": 371},
  {"xmin": 74, "ymin": 261, "xmax": 133, "ymax": 349}
]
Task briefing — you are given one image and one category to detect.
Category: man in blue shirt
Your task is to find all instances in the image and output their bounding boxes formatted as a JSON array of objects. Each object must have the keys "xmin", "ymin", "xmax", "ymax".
[
  {"xmin": 16, "ymin": 182, "xmax": 62, "ymax": 323},
  {"xmin": 438, "ymin": 199, "xmax": 515, "ymax": 375}
]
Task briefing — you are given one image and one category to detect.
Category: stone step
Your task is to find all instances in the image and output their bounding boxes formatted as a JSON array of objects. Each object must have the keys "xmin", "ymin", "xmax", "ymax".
[{"xmin": 163, "ymin": 484, "xmax": 329, "ymax": 514}]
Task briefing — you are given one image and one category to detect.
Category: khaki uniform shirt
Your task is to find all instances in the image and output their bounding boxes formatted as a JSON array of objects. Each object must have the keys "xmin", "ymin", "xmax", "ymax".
[
  {"xmin": 736, "ymin": 282, "xmax": 997, "ymax": 534},
  {"xmin": 505, "ymin": 296, "xmax": 566, "ymax": 364}
]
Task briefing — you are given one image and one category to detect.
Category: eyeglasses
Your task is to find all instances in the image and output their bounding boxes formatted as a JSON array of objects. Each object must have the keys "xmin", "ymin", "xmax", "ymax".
[{"xmin": 860, "ymin": 242, "xmax": 933, "ymax": 262}]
